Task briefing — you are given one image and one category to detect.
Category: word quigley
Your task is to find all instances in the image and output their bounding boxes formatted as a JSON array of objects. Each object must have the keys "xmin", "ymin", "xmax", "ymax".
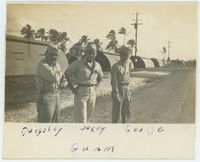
[{"xmin": 21, "ymin": 125, "xmax": 63, "ymax": 137}]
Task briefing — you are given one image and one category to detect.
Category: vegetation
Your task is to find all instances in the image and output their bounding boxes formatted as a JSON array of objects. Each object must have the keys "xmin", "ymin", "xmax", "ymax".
[
  {"xmin": 20, "ymin": 24, "xmax": 70, "ymax": 53},
  {"xmin": 21, "ymin": 24, "xmax": 194, "ymax": 66},
  {"xmin": 106, "ymin": 30, "xmax": 118, "ymax": 52},
  {"xmin": 20, "ymin": 24, "xmax": 35, "ymax": 40},
  {"xmin": 106, "ymin": 28, "xmax": 135, "ymax": 55},
  {"xmin": 118, "ymin": 27, "xmax": 127, "ymax": 45}
]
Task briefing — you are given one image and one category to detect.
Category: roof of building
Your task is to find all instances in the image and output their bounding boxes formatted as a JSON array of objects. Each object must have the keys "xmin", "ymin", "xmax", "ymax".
[{"xmin": 6, "ymin": 34, "xmax": 48, "ymax": 46}]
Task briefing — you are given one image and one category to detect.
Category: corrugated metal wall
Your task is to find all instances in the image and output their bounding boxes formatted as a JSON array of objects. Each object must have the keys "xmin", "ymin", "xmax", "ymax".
[{"xmin": 6, "ymin": 35, "xmax": 69, "ymax": 76}]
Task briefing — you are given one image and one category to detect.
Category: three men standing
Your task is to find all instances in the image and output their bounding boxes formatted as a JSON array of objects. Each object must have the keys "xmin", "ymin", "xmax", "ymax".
[
  {"xmin": 111, "ymin": 46, "xmax": 132, "ymax": 123},
  {"xmin": 65, "ymin": 43, "xmax": 103, "ymax": 123},
  {"xmin": 36, "ymin": 44, "xmax": 132, "ymax": 123}
]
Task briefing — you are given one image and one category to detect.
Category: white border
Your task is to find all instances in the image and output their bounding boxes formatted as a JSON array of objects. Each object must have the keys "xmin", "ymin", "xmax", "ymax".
[{"xmin": 0, "ymin": 1, "xmax": 199, "ymax": 162}]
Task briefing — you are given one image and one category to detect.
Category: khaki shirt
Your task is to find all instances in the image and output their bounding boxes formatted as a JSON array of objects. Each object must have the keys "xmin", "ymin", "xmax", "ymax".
[
  {"xmin": 36, "ymin": 59, "xmax": 63, "ymax": 91},
  {"xmin": 111, "ymin": 60, "xmax": 131, "ymax": 98},
  {"xmin": 65, "ymin": 58, "xmax": 103, "ymax": 86}
]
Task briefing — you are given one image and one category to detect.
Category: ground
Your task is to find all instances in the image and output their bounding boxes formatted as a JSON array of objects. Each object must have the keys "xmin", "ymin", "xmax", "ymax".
[{"xmin": 4, "ymin": 66, "xmax": 196, "ymax": 123}]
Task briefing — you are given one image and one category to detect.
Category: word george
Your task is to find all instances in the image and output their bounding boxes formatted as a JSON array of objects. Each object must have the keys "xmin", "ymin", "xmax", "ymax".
[
  {"xmin": 21, "ymin": 125, "xmax": 63, "ymax": 137},
  {"xmin": 80, "ymin": 125, "xmax": 106, "ymax": 135},
  {"xmin": 71, "ymin": 143, "xmax": 115, "ymax": 152},
  {"xmin": 125, "ymin": 125, "xmax": 164, "ymax": 136}
]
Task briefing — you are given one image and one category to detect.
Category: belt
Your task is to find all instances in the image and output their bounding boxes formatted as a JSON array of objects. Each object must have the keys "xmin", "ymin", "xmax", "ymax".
[
  {"xmin": 78, "ymin": 83, "xmax": 97, "ymax": 87},
  {"xmin": 39, "ymin": 89, "xmax": 59, "ymax": 94},
  {"xmin": 118, "ymin": 83, "xmax": 130, "ymax": 86}
]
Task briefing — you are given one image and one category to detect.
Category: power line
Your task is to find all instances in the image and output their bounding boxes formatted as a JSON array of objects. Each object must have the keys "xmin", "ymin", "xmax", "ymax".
[{"xmin": 130, "ymin": 12, "xmax": 142, "ymax": 56}]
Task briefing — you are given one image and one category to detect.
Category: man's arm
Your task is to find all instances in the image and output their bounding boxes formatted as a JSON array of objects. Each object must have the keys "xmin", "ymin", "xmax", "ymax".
[
  {"xmin": 37, "ymin": 62, "xmax": 63, "ymax": 83},
  {"xmin": 111, "ymin": 65, "xmax": 120, "ymax": 99},
  {"xmin": 65, "ymin": 61, "xmax": 79, "ymax": 94},
  {"xmin": 96, "ymin": 64, "xmax": 104, "ymax": 88}
]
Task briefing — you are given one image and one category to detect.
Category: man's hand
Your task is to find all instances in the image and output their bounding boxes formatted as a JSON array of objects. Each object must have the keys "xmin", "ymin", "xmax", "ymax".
[
  {"xmin": 60, "ymin": 72, "xmax": 65, "ymax": 80},
  {"xmin": 72, "ymin": 87, "xmax": 78, "ymax": 94},
  {"xmin": 60, "ymin": 79, "xmax": 68, "ymax": 88},
  {"xmin": 115, "ymin": 94, "xmax": 121, "ymax": 103}
]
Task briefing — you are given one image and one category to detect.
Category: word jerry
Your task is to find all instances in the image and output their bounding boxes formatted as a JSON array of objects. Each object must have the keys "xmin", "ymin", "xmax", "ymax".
[
  {"xmin": 80, "ymin": 125, "xmax": 106, "ymax": 135},
  {"xmin": 21, "ymin": 125, "xmax": 63, "ymax": 137},
  {"xmin": 71, "ymin": 143, "xmax": 115, "ymax": 152}
]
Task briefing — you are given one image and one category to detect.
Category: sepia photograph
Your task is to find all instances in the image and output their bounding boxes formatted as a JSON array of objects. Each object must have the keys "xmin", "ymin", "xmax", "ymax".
[
  {"xmin": 4, "ymin": 2, "xmax": 197, "ymax": 124},
  {"xmin": 2, "ymin": 1, "xmax": 198, "ymax": 159}
]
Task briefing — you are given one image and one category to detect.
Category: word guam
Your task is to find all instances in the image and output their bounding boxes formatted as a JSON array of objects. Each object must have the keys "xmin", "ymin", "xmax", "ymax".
[{"xmin": 71, "ymin": 143, "xmax": 114, "ymax": 152}]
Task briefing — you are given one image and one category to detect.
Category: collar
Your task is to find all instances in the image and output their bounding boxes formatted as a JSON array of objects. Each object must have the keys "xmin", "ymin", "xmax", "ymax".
[
  {"xmin": 119, "ymin": 60, "xmax": 128, "ymax": 67},
  {"xmin": 43, "ymin": 58, "xmax": 57, "ymax": 67},
  {"xmin": 81, "ymin": 57, "xmax": 96, "ymax": 71}
]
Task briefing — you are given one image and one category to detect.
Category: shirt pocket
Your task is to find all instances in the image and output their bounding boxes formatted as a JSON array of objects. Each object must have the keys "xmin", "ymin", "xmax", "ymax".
[
  {"xmin": 118, "ymin": 68, "xmax": 130, "ymax": 82},
  {"xmin": 79, "ymin": 66, "xmax": 90, "ymax": 78}
]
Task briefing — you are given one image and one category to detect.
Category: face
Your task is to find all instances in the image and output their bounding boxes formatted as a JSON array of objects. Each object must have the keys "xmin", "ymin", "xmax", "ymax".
[
  {"xmin": 120, "ymin": 53, "xmax": 130, "ymax": 63},
  {"xmin": 85, "ymin": 50, "xmax": 96, "ymax": 62},
  {"xmin": 46, "ymin": 52, "xmax": 58, "ymax": 65}
]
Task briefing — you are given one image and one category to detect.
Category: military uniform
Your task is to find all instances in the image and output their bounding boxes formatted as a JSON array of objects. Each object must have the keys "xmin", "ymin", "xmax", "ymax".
[
  {"xmin": 36, "ymin": 45, "xmax": 64, "ymax": 123},
  {"xmin": 111, "ymin": 47, "xmax": 132, "ymax": 123},
  {"xmin": 65, "ymin": 57, "xmax": 103, "ymax": 123}
]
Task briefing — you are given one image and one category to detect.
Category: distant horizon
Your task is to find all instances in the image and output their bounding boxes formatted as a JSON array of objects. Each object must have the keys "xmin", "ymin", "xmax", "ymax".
[{"xmin": 6, "ymin": 3, "xmax": 198, "ymax": 60}]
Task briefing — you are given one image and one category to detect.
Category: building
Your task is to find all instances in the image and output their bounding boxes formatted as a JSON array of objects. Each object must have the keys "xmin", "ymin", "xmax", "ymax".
[{"xmin": 6, "ymin": 34, "xmax": 68, "ymax": 76}]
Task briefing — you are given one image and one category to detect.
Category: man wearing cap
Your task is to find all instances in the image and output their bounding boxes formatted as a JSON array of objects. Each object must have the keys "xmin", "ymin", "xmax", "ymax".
[
  {"xmin": 111, "ymin": 46, "xmax": 132, "ymax": 123},
  {"xmin": 65, "ymin": 43, "xmax": 103, "ymax": 123},
  {"xmin": 36, "ymin": 45, "xmax": 67, "ymax": 123}
]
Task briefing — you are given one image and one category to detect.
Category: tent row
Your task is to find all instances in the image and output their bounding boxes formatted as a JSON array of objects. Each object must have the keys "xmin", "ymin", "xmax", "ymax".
[{"xmin": 68, "ymin": 51, "xmax": 164, "ymax": 71}]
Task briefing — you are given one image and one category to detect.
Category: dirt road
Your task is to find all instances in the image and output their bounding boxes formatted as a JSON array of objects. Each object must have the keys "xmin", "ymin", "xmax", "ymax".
[{"xmin": 129, "ymin": 67, "xmax": 196, "ymax": 123}]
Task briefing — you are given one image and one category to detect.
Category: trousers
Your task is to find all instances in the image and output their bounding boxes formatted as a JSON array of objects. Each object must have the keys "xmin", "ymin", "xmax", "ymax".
[
  {"xmin": 37, "ymin": 91, "xmax": 60, "ymax": 123},
  {"xmin": 112, "ymin": 85, "xmax": 132, "ymax": 123},
  {"xmin": 73, "ymin": 86, "xmax": 96, "ymax": 123}
]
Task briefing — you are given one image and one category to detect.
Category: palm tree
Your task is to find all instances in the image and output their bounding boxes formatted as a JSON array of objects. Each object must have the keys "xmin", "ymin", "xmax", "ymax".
[
  {"xmin": 20, "ymin": 24, "xmax": 36, "ymax": 57},
  {"xmin": 48, "ymin": 29, "xmax": 60, "ymax": 44},
  {"xmin": 79, "ymin": 35, "xmax": 90, "ymax": 46},
  {"xmin": 57, "ymin": 32, "xmax": 70, "ymax": 53},
  {"xmin": 127, "ymin": 39, "xmax": 135, "ymax": 48},
  {"xmin": 69, "ymin": 35, "xmax": 89, "ymax": 58},
  {"xmin": 118, "ymin": 27, "xmax": 126, "ymax": 45},
  {"xmin": 106, "ymin": 30, "xmax": 116, "ymax": 40},
  {"xmin": 20, "ymin": 24, "xmax": 35, "ymax": 40},
  {"xmin": 94, "ymin": 39, "xmax": 103, "ymax": 51},
  {"xmin": 162, "ymin": 47, "xmax": 167, "ymax": 65},
  {"xmin": 106, "ymin": 39, "xmax": 118, "ymax": 52},
  {"xmin": 127, "ymin": 39, "xmax": 135, "ymax": 56},
  {"xmin": 58, "ymin": 32, "xmax": 69, "ymax": 42},
  {"xmin": 106, "ymin": 30, "xmax": 118, "ymax": 52},
  {"xmin": 35, "ymin": 28, "xmax": 46, "ymax": 41}
]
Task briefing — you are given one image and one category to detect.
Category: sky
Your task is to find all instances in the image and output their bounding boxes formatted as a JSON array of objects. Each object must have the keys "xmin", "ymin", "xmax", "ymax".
[{"xmin": 6, "ymin": 2, "xmax": 198, "ymax": 60}]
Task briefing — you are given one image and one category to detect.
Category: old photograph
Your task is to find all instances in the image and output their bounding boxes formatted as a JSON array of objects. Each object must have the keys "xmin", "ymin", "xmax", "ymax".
[
  {"xmin": 2, "ymin": 1, "xmax": 198, "ymax": 159},
  {"xmin": 5, "ymin": 2, "xmax": 197, "ymax": 124}
]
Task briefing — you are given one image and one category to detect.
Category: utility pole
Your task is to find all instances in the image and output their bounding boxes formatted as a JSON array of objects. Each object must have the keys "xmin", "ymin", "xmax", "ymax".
[
  {"xmin": 167, "ymin": 41, "xmax": 170, "ymax": 62},
  {"xmin": 131, "ymin": 12, "xmax": 142, "ymax": 56}
]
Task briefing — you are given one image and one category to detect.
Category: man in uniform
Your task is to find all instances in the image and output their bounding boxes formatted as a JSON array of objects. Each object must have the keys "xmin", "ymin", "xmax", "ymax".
[
  {"xmin": 36, "ymin": 45, "xmax": 66, "ymax": 123},
  {"xmin": 111, "ymin": 46, "xmax": 132, "ymax": 123},
  {"xmin": 65, "ymin": 43, "xmax": 103, "ymax": 123}
]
